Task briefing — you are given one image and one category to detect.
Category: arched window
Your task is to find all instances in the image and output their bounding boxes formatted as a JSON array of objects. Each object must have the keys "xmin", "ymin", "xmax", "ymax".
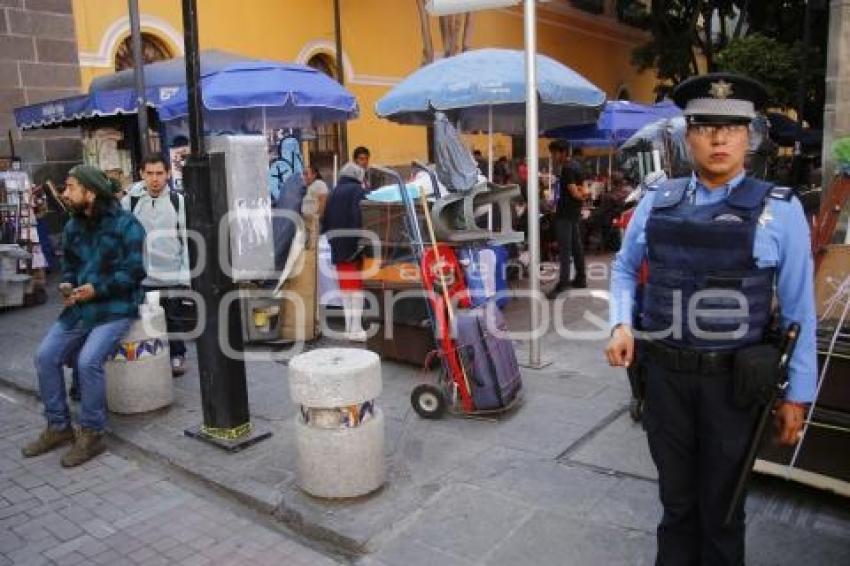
[
  {"xmin": 114, "ymin": 32, "xmax": 172, "ymax": 71},
  {"xmin": 307, "ymin": 54, "xmax": 342, "ymax": 173}
]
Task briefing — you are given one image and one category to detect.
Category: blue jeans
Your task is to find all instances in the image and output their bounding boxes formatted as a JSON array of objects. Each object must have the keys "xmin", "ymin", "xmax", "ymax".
[{"xmin": 34, "ymin": 318, "xmax": 133, "ymax": 432}]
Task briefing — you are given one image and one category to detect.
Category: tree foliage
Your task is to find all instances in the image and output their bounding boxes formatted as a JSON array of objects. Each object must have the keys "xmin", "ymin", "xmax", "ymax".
[
  {"xmin": 714, "ymin": 34, "xmax": 799, "ymax": 109},
  {"xmin": 629, "ymin": 0, "xmax": 828, "ymax": 126}
]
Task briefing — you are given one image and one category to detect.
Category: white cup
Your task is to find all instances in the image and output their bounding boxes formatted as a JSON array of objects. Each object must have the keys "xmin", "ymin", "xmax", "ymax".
[{"xmin": 145, "ymin": 290, "xmax": 161, "ymax": 306}]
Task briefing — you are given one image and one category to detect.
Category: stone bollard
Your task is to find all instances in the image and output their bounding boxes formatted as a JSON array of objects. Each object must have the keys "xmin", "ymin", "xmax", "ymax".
[
  {"xmin": 104, "ymin": 304, "xmax": 173, "ymax": 414},
  {"xmin": 289, "ymin": 348, "xmax": 385, "ymax": 498}
]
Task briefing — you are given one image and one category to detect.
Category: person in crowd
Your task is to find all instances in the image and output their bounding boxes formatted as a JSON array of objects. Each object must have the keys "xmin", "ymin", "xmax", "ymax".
[
  {"xmin": 472, "ymin": 149, "xmax": 487, "ymax": 176},
  {"xmin": 494, "ymin": 155, "xmax": 512, "ymax": 184},
  {"xmin": 353, "ymin": 146, "xmax": 372, "ymax": 188},
  {"xmin": 322, "ymin": 162, "xmax": 368, "ymax": 342},
  {"xmin": 302, "ymin": 164, "xmax": 329, "ymax": 220},
  {"xmin": 549, "ymin": 141, "xmax": 588, "ymax": 295},
  {"xmin": 22, "ymin": 165, "xmax": 145, "ymax": 467},
  {"xmin": 121, "ymin": 155, "xmax": 191, "ymax": 377},
  {"xmin": 606, "ymin": 73, "xmax": 816, "ymax": 565}
]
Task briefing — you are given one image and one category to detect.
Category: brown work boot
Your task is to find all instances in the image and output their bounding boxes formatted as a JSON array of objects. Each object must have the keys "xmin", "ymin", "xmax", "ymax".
[
  {"xmin": 21, "ymin": 426, "xmax": 75, "ymax": 458},
  {"xmin": 60, "ymin": 428, "xmax": 106, "ymax": 468}
]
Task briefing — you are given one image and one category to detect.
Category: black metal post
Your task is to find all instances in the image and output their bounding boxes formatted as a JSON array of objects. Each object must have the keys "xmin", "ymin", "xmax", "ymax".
[
  {"xmin": 180, "ymin": 0, "xmax": 270, "ymax": 451},
  {"xmin": 182, "ymin": 0, "xmax": 204, "ymax": 159},
  {"xmin": 795, "ymin": 0, "xmax": 813, "ymax": 157},
  {"xmin": 128, "ymin": 0, "xmax": 150, "ymax": 158},
  {"xmin": 333, "ymin": 0, "xmax": 349, "ymax": 160}
]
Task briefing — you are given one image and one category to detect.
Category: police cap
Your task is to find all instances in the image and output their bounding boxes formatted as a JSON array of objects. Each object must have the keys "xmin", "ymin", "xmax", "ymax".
[{"xmin": 672, "ymin": 73, "xmax": 768, "ymax": 125}]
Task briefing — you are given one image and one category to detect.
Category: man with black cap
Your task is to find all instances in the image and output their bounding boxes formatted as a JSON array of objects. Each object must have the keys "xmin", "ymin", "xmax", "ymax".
[
  {"xmin": 606, "ymin": 73, "xmax": 816, "ymax": 564},
  {"xmin": 22, "ymin": 165, "xmax": 146, "ymax": 468}
]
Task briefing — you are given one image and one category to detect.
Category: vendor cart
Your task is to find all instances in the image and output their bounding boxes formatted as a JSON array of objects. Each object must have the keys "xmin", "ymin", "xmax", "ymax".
[{"xmin": 367, "ymin": 165, "xmax": 523, "ymax": 419}]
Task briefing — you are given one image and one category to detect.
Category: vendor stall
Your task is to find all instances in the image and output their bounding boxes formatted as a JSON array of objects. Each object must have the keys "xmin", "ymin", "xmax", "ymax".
[
  {"xmin": 0, "ymin": 169, "xmax": 47, "ymax": 307},
  {"xmin": 14, "ymin": 51, "xmax": 359, "ymax": 346},
  {"xmin": 154, "ymin": 57, "xmax": 359, "ymax": 345}
]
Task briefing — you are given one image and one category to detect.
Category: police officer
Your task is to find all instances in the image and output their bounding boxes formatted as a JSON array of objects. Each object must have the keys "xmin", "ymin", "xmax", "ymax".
[{"xmin": 606, "ymin": 73, "xmax": 816, "ymax": 565}]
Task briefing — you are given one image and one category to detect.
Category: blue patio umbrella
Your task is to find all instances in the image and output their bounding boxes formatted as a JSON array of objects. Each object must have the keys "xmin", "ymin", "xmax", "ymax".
[
  {"xmin": 548, "ymin": 99, "xmax": 683, "ymax": 148},
  {"xmin": 375, "ymin": 48, "xmax": 605, "ymax": 135},
  {"xmin": 88, "ymin": 49, "xmax": 246, "ymax": 92},
  {"xmin": 157, "ymin": 60, "xmax": 359, "ymax": 131}
]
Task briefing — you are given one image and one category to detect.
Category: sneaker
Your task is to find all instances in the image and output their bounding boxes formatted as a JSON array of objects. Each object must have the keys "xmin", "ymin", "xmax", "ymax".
[
  {"xmin": 21, "ymin": 426, "xmax": 75, "ymax": 458},
  {"xmin": 60, "ymin": 428, "xmax": 105, "ymax": 468},
  {"xmin": 570, "ymin": 277, "xmax": 587, "ymax": 289},
  {"xmin": 171, "ymin": 356, "xmax": 187, "ymax": 377}
]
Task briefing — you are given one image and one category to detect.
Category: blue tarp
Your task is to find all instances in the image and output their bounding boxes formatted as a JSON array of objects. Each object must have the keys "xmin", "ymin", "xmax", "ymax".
[{"xmin": 375, "ymin": 48, "xmax": 605, "ymax": 134}]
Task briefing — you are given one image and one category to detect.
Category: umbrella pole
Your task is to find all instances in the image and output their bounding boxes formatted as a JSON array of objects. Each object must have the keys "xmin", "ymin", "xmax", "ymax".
[
  {"xmin": 523, "ymin": 0, "xmax": 547, "ymax": 368},
  {"xmin": 488, "ymin": 106, "xmax": 494, "ymax": 182},
  {"xmin": 488, "ymin": 104, "xmax": 494, "ymax": 231}
]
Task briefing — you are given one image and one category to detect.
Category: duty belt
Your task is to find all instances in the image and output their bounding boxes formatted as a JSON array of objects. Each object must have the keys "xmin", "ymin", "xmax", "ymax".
[{"xmin": 640, "ymin": 340, "xmax": 735, "ymax": 375}]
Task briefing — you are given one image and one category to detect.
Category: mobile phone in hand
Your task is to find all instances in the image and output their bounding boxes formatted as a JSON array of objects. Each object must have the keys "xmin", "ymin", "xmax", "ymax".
[{"xmin": 59, "ymin": 283, "xmax": 74, "ymax": 297}]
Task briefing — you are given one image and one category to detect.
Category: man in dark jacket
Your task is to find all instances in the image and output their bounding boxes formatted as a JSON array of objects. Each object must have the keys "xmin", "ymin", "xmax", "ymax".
[
  {"xmin": 22, "ymin": 165, "xmax": 146, "ymax": 468},
  {"xmin": 322, "ymin": 162, "xmax": 368, "ymax": 341}
]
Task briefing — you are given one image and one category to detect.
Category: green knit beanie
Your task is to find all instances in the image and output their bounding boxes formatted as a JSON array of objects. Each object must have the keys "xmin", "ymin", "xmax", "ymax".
[{"xmin": 68, "ymin": 164, "xmax": 121, "ymax": 198}]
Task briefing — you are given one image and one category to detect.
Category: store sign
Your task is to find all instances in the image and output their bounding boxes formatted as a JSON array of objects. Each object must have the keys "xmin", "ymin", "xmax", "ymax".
[
  {"xmin": 40, "ymin": 103, "xmax": 64, "ymax": 117},
  {"xmin": 159, "ymin": 86, "xmax": 180, "ymax": 102}
]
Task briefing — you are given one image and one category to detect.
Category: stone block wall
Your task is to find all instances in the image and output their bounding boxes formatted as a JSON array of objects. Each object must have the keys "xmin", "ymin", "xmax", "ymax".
[{"xmin": 0, "ymin": 0, "xmax": 82, "ymax": 184}]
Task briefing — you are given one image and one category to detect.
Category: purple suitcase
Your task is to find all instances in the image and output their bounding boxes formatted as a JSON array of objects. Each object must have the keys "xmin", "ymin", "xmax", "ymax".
[{"xmin": 453, "ymin": 304, "xmax": 523, "ymax": 411}]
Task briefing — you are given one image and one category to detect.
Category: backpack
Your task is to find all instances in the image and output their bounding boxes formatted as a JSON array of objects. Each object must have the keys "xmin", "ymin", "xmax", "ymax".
[{"xmin": 130, "ymin": 190, "xmax": 182, "ymax": 233}]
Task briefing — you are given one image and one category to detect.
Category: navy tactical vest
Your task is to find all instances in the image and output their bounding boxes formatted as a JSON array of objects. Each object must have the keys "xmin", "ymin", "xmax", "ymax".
[{"xmin": 640, "ymin": 176, "xmax": 777, "ymax": 351}]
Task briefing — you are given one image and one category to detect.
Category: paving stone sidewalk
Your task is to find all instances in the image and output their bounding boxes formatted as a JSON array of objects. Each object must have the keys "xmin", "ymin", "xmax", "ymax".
[
  {"xmin": 0, "ymin": 388, "xmax": 342, "ymax": 566},
  {"xmin": 1, "ymin": 264, "xmax": 849, "ymax": 565}
]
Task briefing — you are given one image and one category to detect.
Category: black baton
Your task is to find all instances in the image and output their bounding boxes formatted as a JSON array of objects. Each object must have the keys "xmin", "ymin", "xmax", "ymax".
[{"xmin": 723, "ymin": 322, "xmax": 801, "ymax": 526}]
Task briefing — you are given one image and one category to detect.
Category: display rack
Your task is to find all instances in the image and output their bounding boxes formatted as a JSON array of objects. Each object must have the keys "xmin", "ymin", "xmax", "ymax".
[{"xmin": 0, "ymin": 170, "xmax": 47, "ymax": 307}]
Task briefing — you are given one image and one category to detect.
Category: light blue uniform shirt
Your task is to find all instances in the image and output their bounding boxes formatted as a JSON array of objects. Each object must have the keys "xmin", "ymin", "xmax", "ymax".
[{"xmin": 610, "ymin": 171, "xmax": 817, "ymax": 403}]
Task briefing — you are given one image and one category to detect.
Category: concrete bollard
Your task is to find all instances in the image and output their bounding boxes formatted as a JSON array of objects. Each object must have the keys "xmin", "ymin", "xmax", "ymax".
[
  {"xmin": 104, "ymin": 305, "xmax": 173, "ymax": 414},
  {"xmin": 289, "ymin": 348, "xmax": 385, "ymax": 498}
]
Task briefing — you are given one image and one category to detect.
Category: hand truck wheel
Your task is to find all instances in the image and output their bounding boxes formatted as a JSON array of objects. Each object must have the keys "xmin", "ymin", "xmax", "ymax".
[{"xmin": 411, "ymin": 384, "xmax": 447, "ymax": 419}]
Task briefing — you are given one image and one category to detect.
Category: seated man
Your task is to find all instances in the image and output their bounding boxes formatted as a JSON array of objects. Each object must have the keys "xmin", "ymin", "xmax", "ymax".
[{"xmin": 22, "ymin": 165, "xmax": 146, "ymax": 468}]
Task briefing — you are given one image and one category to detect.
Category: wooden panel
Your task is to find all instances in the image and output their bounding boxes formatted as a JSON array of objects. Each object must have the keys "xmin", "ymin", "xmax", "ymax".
[{"xmin": 814, "ymin": 244, "xmax": 850, "ymax": 319}]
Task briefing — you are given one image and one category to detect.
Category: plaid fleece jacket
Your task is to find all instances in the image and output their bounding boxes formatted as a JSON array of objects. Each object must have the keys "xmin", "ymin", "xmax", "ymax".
[{"xmin": 60, "ymin": 204, "xmax": 147, "ymax": 329}]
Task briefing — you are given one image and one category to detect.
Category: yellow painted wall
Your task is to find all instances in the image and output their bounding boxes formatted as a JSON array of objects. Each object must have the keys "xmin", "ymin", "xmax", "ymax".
[{"xmin": 71, "ymin": 1, "xmax": 657, "ymax": 166}]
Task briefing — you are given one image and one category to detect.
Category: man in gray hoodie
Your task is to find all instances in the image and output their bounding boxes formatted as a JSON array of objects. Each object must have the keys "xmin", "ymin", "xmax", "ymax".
[{"xmin": 122, "ymin": 155, "xmax": 191, "ymax": 376}]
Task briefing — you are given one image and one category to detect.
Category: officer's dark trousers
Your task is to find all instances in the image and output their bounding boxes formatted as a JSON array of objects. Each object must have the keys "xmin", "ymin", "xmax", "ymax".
[{"xmin": 643, "ymin": 361, "xmax": 760, "ymax": 566}]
